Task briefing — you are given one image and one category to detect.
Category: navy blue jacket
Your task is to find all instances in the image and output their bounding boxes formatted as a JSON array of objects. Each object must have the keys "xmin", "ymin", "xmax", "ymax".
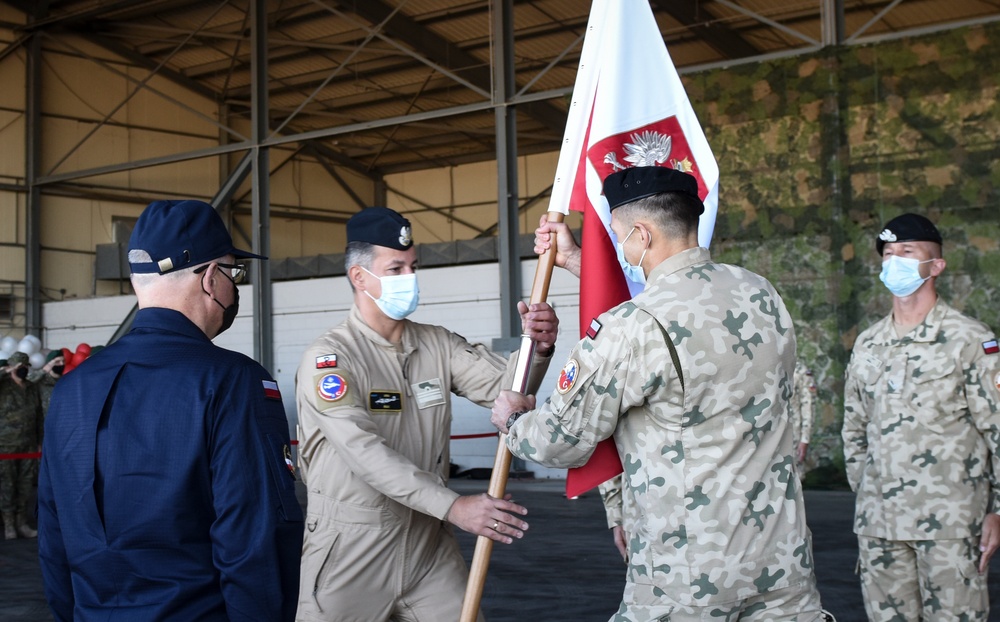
[{"xmin": 38, "ymin": 308, "xmax": 304, "ymax": 621}]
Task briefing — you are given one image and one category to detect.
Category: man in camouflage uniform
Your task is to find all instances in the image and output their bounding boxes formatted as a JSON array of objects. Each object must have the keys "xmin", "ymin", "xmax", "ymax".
[
  {"xmin": 493, "ymin": 166, "xmax": 824, "ymax": 621},
  {"xmin": 28, "ymin": 349, "xmax": 65, "ymax": 414},
  {"xmin": 842, "ymin": 213, "xmax": 1000, "ymax": 621},
  {"xmin": 0, "ymin": 351, "xmax": 43, "ymax": 540},
  {"xmin": 791, "ymin": 360, "xmax": 817, "ymax": 478}
]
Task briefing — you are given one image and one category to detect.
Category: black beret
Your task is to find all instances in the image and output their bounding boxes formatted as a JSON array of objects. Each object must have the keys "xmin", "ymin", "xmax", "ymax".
[
  {"xmin": 129, "ymin": 200, "xmax": 265, "ymax": 274},
  {"xmin": 347, "ymin": 207, "xmax": 413, "ymax": 251},
  {"xmin": 875, "ymin": 213, "xmax": 942, "ymax": 255},
  {"xmin": 603, "ymin": 166, "xmax": 704, "ymax": 215}
]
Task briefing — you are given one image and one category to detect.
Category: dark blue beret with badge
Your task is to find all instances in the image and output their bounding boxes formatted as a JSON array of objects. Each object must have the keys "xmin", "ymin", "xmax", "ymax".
[
  {"xmin": 875, "ymin": 213, "xmax": 943, "ymax": 255},
  {"xmin": 129, "ymin": 200, "xmax": 265, "ymax": 274},
  {"xmin": 347, "ymin": 207, "xmax": 413, "ymax": 250},
  {"xmin": 603, "ymin": 166, "xmax": 704, "ymax": 215}
]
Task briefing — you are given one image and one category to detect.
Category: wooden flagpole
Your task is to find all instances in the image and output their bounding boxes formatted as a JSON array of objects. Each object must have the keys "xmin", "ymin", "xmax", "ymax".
[{"xmin": 459, "ymin": 211, "xmax": 565, "ymax": 622}]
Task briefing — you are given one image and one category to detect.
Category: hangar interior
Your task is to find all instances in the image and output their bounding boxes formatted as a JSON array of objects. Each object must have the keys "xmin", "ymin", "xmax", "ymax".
[{"xmin": 3, "ymin": 0, "xmax": 1000, "ymax": 476}]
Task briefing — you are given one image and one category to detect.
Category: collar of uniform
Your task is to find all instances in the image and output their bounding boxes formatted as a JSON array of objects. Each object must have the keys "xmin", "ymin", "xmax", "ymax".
[
  {"xmin": 875, "ymin": 297, "xmax": 950, "ymax": 345},
  {"xmin": 646, "ymin": 246, "xmax": 711, "ymax": 282},
  {"xmin": 347, "ymin": 305, "xmax": 418, "ymax": 354},
  {"xmin": 131, "ymin": 307, "xmax": 214, "ymax": 343}
]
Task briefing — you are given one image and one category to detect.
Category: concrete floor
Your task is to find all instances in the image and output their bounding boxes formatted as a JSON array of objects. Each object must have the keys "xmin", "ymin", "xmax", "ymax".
[{"xmin": 3, "ymin": 479, "xmax": 1000, "ymax": 621}]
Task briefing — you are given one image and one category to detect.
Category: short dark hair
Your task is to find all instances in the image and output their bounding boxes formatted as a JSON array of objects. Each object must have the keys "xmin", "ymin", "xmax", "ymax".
[{"xmin": 617, "ymin": 191, "xmax": 701, "ymax": 240}]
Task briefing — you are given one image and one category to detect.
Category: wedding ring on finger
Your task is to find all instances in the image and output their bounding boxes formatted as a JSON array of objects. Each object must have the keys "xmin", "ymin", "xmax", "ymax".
[{"xmin": 492, "ymin": 521, "xmax": 499, "ymax": 531}]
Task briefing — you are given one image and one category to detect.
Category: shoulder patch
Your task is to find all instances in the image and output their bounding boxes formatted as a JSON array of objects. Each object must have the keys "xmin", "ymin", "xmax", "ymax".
[
  {"xmin": 557, "ymin": 358, "xmax": 580, "ymax": 394},
  {"xmin": 586, "ymin": 318, "xmax": 602, "ymax": 340},
  {"xmin": 316, "ymin": 353, "xmax": 338, "ymax": 369},
  {"xmin": 983, "ymin": 340, "xmax": 999, "ymax": 355},
  {"xmin": 262, "ymin": 380, "xmax": 281, "ymax": 400},
  {"xmin": 317, "ymin": 372, "xmax": 348, "ymax": 402}
]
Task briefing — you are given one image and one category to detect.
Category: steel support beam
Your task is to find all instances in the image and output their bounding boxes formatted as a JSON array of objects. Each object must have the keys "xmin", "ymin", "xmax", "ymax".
[
  {"xmin": 249, "ymin": 0, "xmax": 274, "ymax": 371},
  {"xmin": 24, "ymin": 4, "xmax": 46, "ymax": 337},
  {"xmin": 330, "ymin": 0, "xmax": 566, "ymax": 133},
  {"xmin": 650, "ymin": 0, "xmax": 760, "ymax": 59},
  {"xmin": 822, "ymin": 0, "xmax": 846, "ymax": 46},
  {"xmin": 492, "ymin": 0, "xmax": 521, "ymax": 344}
]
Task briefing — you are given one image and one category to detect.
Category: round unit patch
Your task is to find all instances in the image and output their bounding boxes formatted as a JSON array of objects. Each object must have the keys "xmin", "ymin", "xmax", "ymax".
[
  {"xmin": 317, "ymin": 373, "xmax": 348, "ymax": 402},
  {"xmin": 557, "ymin": 358, "xmax": 580, "ymax": 394}
]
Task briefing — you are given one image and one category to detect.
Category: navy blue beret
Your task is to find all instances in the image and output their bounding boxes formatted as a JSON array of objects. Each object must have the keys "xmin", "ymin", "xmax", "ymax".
[
  {"xmin": 129, "ymin": 200, "xmax": 265, "ymax": 274},
  {"xmin": 876, "ymin": 213, "xmax": 942, "ymax": 255},
  {"xmin": 347, "ymin": 207, "xmax": 413, "ymax": 251},
  {"xmin": 603, "ymin": 166, "xmax": 704, "ymax": 215}
]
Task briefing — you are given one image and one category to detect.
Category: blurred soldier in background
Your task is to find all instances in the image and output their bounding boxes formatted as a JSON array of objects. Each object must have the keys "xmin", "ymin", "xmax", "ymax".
[
  {"xmin": 0, "ymin": 351, "xmax": 42, "ymax": 540},
  {"xmin": 791, "ymin": 360, "xmax": 816, "ymax": 478}
]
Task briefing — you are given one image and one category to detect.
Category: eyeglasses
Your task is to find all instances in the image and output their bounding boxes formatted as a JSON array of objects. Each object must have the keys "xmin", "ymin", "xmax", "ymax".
[{"xmin": 193, "ymin": 262, "xmax": 247, "ymax": 284}]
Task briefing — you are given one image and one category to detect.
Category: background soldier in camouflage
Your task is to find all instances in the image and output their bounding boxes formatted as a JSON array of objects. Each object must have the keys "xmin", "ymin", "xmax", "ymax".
[
  {"xmin": 28, "ymin": 349, "xmax": 64, "ymax": 415},
  {"xmin": 791, "ymin": 360, "xmax": 817, "ymax": 478},
  {"xmin": 493, "ymin": 166, "xmax": 824, "ymax": 621},
  {"xmin": 0, "ymin": 351, "xmax": 42, "ymax": 540},
  {"xmin": 842, "ymin": 213, "xmax": 1000, "ymax": 621}
]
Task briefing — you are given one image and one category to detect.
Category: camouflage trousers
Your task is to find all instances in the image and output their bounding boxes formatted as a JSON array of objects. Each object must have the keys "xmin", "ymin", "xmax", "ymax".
[
  {"xmin": 610, "ymin": 578, "xmax": 825, "ymax": 621},
  {"xmin": 857, "ymin": 535, "xmax": 988, "ymax": 622},
  {"xmin": 0, "ymin": 445, "xmax": 39, "ymax": 515}
]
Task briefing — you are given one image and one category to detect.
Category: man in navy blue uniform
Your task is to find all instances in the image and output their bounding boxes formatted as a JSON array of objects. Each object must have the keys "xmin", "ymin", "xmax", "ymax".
[{"xmin": 37, "ymin": 199, "xmax": 304, "ymax": 621}]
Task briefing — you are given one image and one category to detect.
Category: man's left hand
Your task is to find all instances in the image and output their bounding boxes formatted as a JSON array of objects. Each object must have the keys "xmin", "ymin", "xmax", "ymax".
[
  {"xmin": 980, "ymin": 513, "xmax": 1000, "ymax": 574},
  {"xmin": 518, "ymin": 301, "xmax": 558, "ymax": 356}
]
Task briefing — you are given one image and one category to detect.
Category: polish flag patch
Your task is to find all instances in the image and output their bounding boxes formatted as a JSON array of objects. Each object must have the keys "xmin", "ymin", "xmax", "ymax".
[
  {"xmin": 316, "ymin": 354, "xmax": 338, "ymax": 369},
  {"xmin": 262, "ymin": 380, "xmax": 282, "ymax": 400},
  {"xmin": 586, "ymin": 318, "xmax": 602, "ymax": 340},
  {"xmin": 983, "ymin": 340, "xmax": 999, "ymax": 355}
]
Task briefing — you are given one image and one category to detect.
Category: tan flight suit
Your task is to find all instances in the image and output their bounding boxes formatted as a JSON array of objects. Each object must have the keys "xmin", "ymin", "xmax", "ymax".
[
  {"xmin": 506, "ymin": 247, "xmax": 823, "ymax": 622},
  {"xmin": 295, "ymin": 306, "xmax": 549, "ymax": 622},
  {"xmin": 843, "ymin": 298, "xmax": 1000, "ymax": 621}
]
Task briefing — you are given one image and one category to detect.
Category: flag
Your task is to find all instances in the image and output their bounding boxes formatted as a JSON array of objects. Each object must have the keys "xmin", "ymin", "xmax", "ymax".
[{"xmin": 546, "ymin": 0, "xmax": 719, "ymax": 498}]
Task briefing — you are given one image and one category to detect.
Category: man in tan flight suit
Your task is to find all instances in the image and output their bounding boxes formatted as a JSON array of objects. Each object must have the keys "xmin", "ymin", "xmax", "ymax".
[
  {"xmin": 295, "ymin": 206, "xmax": 559, "ymax": 622},
  {"xmin": 493, "ymin": 166, "xmax": 824, "ymax": 621},
  {"xmin": 842, "ymin": 213, "xmax": 1000, "ymax": 621}
]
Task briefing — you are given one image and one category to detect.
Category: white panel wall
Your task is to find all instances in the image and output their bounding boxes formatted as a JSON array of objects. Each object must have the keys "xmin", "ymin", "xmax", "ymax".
[{"xmin": 42, "ymin": 258, "xmax": 585, "ymax": 479}]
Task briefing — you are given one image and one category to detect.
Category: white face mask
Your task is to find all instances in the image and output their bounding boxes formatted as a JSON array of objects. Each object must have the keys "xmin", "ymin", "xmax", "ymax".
[
  {"xmin": 615, "ymin": 227, "xmax": 648, "ymax": 286},
  {"xmin": 879, "ymin": 255, "xmax": 932, "ymax": 298},
  {"xmin": 362, "ymin": 267, "xmax": 420, "ymax": 320}
]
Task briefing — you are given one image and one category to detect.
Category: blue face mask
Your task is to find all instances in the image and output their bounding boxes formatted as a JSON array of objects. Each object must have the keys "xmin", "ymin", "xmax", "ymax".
[
  {"xmin": 879, "ymin": 255, "xmax": 931, "ymax": 298},
  {"xmin": 615, "ymin": 227, "xmax": 648, "ymax": 286},
  {"xmin": 363, "ymin": 267, "xmax": 420, "ymax": 320}
]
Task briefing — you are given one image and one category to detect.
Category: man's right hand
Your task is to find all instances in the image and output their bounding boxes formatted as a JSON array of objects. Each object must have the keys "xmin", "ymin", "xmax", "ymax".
[
  {"xmin": 534, "ymin": 214, "xmax": 582, "ymax": 278},
  {"xmin": 445, "ymin": 493, "xmax": 529, "ymax": 544}
]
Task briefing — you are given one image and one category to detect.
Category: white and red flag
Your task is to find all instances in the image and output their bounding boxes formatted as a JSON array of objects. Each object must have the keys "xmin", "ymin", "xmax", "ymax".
[{"xmin": 546, "ymin": 0, "xmax": 719, "ymax": 498}]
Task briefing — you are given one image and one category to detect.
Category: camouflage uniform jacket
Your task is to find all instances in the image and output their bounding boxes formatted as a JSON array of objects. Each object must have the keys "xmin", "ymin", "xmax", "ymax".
[
  {"xmin": 842, "ymin": 298, "xmax": 1000, "ymax": 540},
  {"xmin": 506, "ymin": 247, "xmax": 816, "ymax": 607},
  {"xmin": 791, "ymin": 361, "xmax": 816, "ymax": 445},
  {"xmin": 0, "ymin": 374, "xmax": 43, "ymax": 449}
]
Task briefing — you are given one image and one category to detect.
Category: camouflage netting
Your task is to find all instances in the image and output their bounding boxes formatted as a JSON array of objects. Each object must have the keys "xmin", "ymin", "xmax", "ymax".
[{"xmin": 684, "ymin": 22, "xmax": 1000, "ymax": 486}]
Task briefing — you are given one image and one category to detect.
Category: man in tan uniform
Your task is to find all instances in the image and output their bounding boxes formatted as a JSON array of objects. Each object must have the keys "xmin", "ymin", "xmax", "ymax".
[
  {"xmin": 842, "ymin": 213, "xmax": 1000, "ymax": 621},
  {"xmin": 493, "ymin": 167, "xmax": 824, "ymax": 621},
  {"xmin": 791, "ymin": 360, "xmax": 816, "ymax": 477},
  {"xmin": 295, "ymin": 207, "xmax": 558, "ymax": 622}
]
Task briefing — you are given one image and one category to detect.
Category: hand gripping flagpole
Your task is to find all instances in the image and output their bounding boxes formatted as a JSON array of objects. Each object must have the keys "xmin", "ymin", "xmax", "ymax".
[{"xmin": 459, "ymin": 210, "xmax": 564, "ymax": 622}]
